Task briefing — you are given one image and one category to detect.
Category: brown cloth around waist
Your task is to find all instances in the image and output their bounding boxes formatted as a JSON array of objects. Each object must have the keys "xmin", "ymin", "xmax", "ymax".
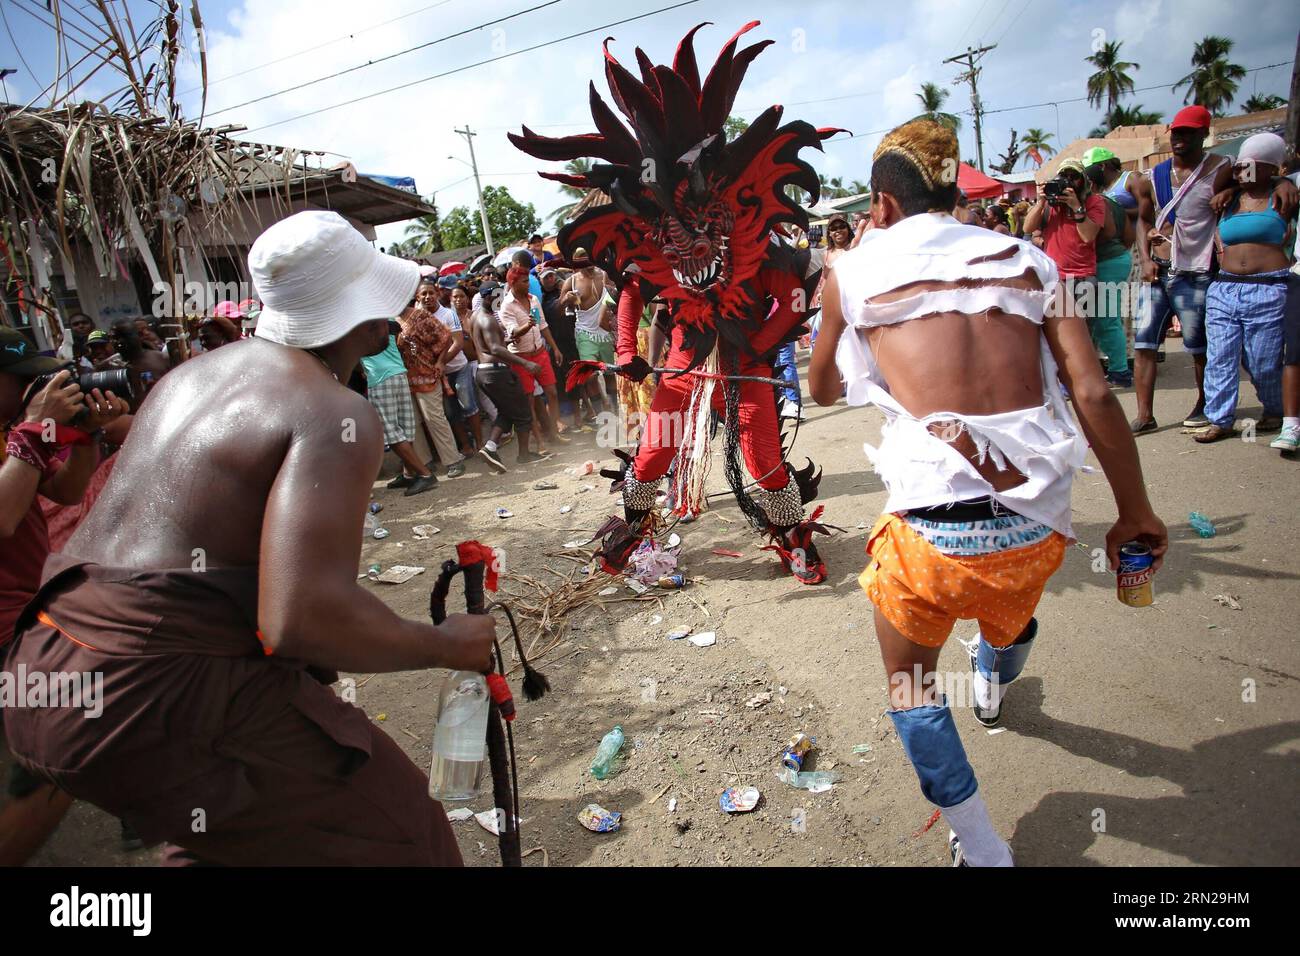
[{"xmin": 3, "ymin": 553, "xmax": 370, "ymax": 848}]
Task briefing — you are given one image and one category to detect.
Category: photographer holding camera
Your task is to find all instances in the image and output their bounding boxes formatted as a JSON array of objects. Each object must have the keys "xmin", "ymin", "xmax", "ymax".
[
  {"xmin": 1, "ymin": 326, "xmax": 128, "ymax": 864},
  {"xmin": 1023, "ymin": 157, "xmax": 1106, "ymax": 323}
]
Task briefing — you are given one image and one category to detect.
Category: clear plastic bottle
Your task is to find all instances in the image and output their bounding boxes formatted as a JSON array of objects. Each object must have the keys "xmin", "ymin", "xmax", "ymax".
[
  {"xmin": 590, "ymin": 725, "xmax": 625, "ymax": 780},
  {"xmin": 428, "ymin": 672, "xmax": 489, "ymax": 802}
]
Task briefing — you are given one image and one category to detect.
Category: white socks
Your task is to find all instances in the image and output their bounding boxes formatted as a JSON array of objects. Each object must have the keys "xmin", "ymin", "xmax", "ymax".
[
  {"xmin": 973, "ymin": 671, "xmax": 1006, "ymax": 711},
  {"xmin": 944, "ymin": 789, "xmax": 1013, "ymax": 866},
  {"xmin": 484, "ymin": 440, "xmax": 499, "ymax": 453},
  {"xmin": 1284, "ymin": 417, "xmax": 1300, "ymax": 432}
]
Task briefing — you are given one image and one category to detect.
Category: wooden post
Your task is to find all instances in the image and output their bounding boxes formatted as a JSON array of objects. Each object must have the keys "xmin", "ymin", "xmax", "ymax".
[{"xmin": 1287, "ymin": 30, "xmax": 1300, "ymax": 156}]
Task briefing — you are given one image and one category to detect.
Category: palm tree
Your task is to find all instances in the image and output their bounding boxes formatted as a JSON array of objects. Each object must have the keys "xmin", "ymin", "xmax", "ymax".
[
  {"xmin": 913, "ymin": 81, "xmax": 961, "ymax": 132},
  {"xmin": 819, "ymin": 174, "xmax": 851, "ymax": 199},
  {"xmin": 1085, "ymin": 40, "xmax": 1138, "ymax": 114},
  {"xmin": 848, "ymin": 179, "xmax": 869, "ymax": 196},
  {"xmin": 1020, "ymin": 128, "xmax": 1055, "ymax": 168},
  {"xmin": 1173, "ymin": 36, "xmax": 1246, "ymax": 114},
  {"xmin": 1242, "ymin": 93, "xmax": 1286, "ymax": 113},
  {"xmin": 547, "ymin": 157, "xmax": 593, "ymax": 229},
  {"xmin": 1089, "ymin": 104, "xmax": 1164, "ymax": 138},
  {"xmin": 402, "ymin": 205, "xmax": 443, "ymax": 256}
]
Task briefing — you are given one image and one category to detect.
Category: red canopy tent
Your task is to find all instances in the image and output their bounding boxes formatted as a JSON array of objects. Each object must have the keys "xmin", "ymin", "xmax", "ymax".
[{"xmin": 957, "ymin": 163, "xmax": 1003, "ymax": 200}]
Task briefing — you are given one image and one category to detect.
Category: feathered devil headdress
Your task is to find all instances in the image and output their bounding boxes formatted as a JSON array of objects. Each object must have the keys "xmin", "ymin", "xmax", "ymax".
[{"xmin": 509, "ymin": 21, "xmax": 838, "ymax": 357}]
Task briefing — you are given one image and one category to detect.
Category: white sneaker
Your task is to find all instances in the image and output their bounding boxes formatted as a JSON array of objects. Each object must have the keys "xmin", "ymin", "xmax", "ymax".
[{"xmin": 1270, "ymin": 424, "xmax": 1300, "ymax": 452}]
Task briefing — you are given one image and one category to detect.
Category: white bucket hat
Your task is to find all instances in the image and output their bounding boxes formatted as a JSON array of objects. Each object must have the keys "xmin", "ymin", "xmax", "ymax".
[{"xmin": 250, "ymin": 210, "xmax": 419, "ymax": 349}]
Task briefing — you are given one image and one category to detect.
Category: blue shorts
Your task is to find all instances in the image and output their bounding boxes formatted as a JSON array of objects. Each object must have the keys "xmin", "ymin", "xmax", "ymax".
[{"xmin": 1134, "ymin": 266, "xmax": 1210, "ymax": 354}]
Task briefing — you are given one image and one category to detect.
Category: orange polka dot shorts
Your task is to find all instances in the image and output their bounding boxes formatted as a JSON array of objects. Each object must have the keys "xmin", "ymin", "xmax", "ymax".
[{"xmin": 859, "ymin": 512, "xmax": 1067, "ymax": 649}]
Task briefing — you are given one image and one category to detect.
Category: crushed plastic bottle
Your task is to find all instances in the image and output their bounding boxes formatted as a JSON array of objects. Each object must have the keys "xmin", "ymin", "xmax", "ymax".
[
  {"xmin": 1188, "ymin": 512, "xmax": 1217, "ymax": 538},
  {"xmin": 777, "ymin": 767, "xmax": 842, "ymax": 792},
  {"xmin": 590, "ymin": 725, "xmax": 625, "ymax": 780}
]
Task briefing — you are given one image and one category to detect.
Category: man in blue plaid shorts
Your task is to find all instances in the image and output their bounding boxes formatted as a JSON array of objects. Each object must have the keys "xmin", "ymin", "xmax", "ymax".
[{"xmin": 361, "ymin": 321, "xmax": 437, "ymax": 496}]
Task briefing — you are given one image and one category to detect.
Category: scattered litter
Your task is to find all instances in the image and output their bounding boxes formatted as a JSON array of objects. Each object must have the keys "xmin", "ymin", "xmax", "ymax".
[
  {"xmin": 411, "ymin": 524, "xmax": 441, "ymax": 539},
  {"xmin": 658, "ymin": 574, "xmax": 687, "ymax": 589},
  {"xmin": 577, "ymin": 804, "xmax": 621, "ymax": 833},
  {"xmin": 590, "ymin": 726, "xmax": 625, "ymax": 780},
  {"xmin": 667, "ymin": 797, "xmax": 677, "ymax": 812},
  {"xmin": 563, "ymin": 538, "xmax": 589, "ymax": 549},
  {"xmin": 719, "ymin": 786, "xmax": 761, "ymax": 813},
  {"xmin": 856, "ymin": 521, "xmax": 868, "ymax": 530},
  {"xmin": 366, "ymin": 563, "xmax": 381, "ymax": 581},
  {"xmin": 369, "ymin": 501, "xmax": 383, "ymax": 514},
  {"xmin": 496, "ymin": 507, "xmax": 513, "ymax": 519},
  {"xmin": 567, "ymin": 460, "xmax": 596, "ymax": 477},
  {"xmin": 598, "ymin": 586, "xmax": 619, "ymax": 597},
  {"xmin": 375, "ymin": 565, "xmax": 426, "ymax": 585},
  {"xmin": 666, "ymin": 625, "xmax": 692, "ymax": 641},
  {"xmin": 560, "ymin": 505, "xmax": 573, "ymax": 514},
  {"xmin": 912, "ymin": 808, "xmax": 943, "ymax": 837},
  {"xmin": 781, "ymin": 733, "xmax": 814, "ymax": 771},
  {"xmin": 475, "ymin": 809, "xmax": 520, "ymax": 836},
  {"xmin": 746, "ymin": 692, "xmax": 773, "ymax": 709},
  {"xmin": 1188, "ymin": 511, "xmax": 1217, "ymax": 538},
  {"xmin": 648, "ymin": 614, "xmax": 663, "ymax": 626},
  {"xmin": 711, "ymin": 548, "xmax": 743, "ymax": 558},
  {"xmin": 446, "ymin": 807, "xmax": 475, "ymax": 822},
  {"xmin": 687, "ymin": 631, "xmax": 716, "ymax": 647},
  {"xmin": 1212, "ymin": 594, "xmax": 1242, "ymax": 610},
  {"xmin": 533, "ymin": 479, "xmax": 559, "ymax": 490},
  {"xmin": 851, "ymin": 743, "xmax": 873, "ymax": 754},
  {"xmin": 987, "ymin": 727, "xmax": 1007, "ymax": 736},
  {"xmin": 667, "ymin": 533, "xmax": 681, "ymax": 548},
  {"xmin": 777, "ymin": 767, "xmax": 841, "ymax": 792},
  {"xmin": 578, "ymin": 484, "xmax": 595, "ymax": 493},
  {"xmin": 626, "ymin": 579, "xmax": 650, "ymax": 595},
  {"xmin": 678, "ymin": 513, "xmax": 697, "ymax": 524},
  {"xmin": 372, "ymin": 527, "xmax": 390, "ymax": 539},
  {"xmin": 376, "ymin": 713, "xmax": 387, "ymax": 722},
  {"xmin": 629, "ymin": 539, "xmax": 679, "ymax": 584}
]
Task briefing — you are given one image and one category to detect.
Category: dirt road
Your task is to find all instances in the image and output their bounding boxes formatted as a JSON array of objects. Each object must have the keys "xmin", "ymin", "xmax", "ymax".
[{"xmin": 17, "ymin": 350, "xmax": 1300, "ymax": 866}]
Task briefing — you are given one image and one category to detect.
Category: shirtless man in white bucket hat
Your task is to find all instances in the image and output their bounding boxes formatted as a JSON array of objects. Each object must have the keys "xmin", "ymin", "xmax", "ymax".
[{"xmin": 5, "ymin": 211, "xmax": 496, "ymax": 865}]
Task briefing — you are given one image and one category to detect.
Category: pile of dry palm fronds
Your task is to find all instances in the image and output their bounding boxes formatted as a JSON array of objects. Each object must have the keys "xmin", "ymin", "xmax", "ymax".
[
  {"xmin": 497, "ymin": 549, "xmax": 659, "ymax": 672},
  {"xmin": 0, "ymin": 0, "xmax": 338, "ymax": 335}
]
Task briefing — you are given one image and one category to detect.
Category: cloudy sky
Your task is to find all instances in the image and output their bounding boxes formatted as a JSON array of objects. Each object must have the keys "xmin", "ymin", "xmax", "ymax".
[{"xmin": 2, "ymin": 0, "xmax": 1295, "ymax": 247}]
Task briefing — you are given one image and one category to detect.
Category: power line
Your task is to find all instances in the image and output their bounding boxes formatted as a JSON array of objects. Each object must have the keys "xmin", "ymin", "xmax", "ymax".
[
  {"xmin": 965, "ymin": 61, "xmax": 1291, "ymax": 117},
  {"xmin": 241, "ymin": 0, "xmax": 701, "ymax": 135},
  {"xmin": 181, "ymin": 0, "xmax": 456, "ymax": 95},
  {"xmin": 207, "ymin": 1, "xmax": 562, "ymax": 117},
  {"xmin": 957, "ymin": 0, "xmax": 992, "ymax": 47},
  {"xmin": 993, "ymin": 0, "xmax": 1033, "ymax": 44},
  {"xmin": 979, "ymin": 0, "xmax": 1013, "ymax": 44}
]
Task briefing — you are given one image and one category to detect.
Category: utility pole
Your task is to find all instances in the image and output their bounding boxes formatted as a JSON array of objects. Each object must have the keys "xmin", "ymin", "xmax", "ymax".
[
  {"xmin": 1285, "ymin": 30, "xmax": 1299, "ymax": 155},
  {"xmin": 944, "ymin": 44, "xmax": 997, "ymax": 173},
  {"xmin": 454, "ymin": 125, "xmax": 494, "ymax": 256}
]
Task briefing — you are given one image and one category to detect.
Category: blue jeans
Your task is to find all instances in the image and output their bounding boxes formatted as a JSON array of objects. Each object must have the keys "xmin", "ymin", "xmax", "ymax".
[
  {"xmin": 1134, "ymin": 266, "xmax": 1210, "ymax": 354},
  {"xmin": 1203, "ymin": 272, "xmax": 1287, "ymax": 428},
  {"xmin": 775, "ymin": 341, "xmax": 800, "ymax": 407}
]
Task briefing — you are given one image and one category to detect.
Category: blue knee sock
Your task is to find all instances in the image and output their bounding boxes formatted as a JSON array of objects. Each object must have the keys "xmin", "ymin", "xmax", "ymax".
[
  {"xmin": 888, "ymin": 698, "xmax": 977, "ymax": 808},
  {"xmin": 975, "ymin": 617, "xmax": 1038, "ymax": 684}
]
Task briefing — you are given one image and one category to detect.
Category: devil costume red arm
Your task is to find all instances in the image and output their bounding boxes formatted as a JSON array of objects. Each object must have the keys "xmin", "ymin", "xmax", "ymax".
[
  {"xmin": 616, "ymin": 275, "xmax": 643, "ymax": 367},
  {"xmin": 748, "ymin": 267, "xmax": 806, "ymax": 357}
]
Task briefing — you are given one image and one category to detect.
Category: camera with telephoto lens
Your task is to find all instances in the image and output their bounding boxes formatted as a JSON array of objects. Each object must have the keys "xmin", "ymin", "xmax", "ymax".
[{"xmin": 22, "ymin": 364, "xmax": 134, "ymax": 427}]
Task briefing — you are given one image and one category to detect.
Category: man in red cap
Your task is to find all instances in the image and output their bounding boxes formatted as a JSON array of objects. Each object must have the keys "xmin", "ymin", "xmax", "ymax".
[{"xmin": 1129, "ymin": 105, "xmax": 1296, "ymax": 434}]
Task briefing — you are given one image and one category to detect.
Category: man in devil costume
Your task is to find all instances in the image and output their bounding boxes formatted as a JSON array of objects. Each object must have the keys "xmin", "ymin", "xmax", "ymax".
[{"xmin": 509, "ymin": 21, "xmax": 837, "ymax": 584}]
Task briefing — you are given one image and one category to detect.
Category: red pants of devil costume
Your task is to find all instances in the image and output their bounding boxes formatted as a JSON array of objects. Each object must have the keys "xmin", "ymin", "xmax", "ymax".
[{"xmin": 633, "ymin": 369, "xmax": 788, "ymax": 492}]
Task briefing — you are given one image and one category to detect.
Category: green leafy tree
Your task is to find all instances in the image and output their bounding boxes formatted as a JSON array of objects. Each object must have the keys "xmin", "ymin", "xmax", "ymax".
[
  {"xmin": 440, "ymin": 185, "xmax": 540, "ymax": 249},
  {"xmin": 1089, "ymin": 104, "xmax": 1164, "ymax": 138},
  {"xmin": 914, "ymin": 81, "xmax": 961, "ymax": 132},
  {"xmin": 1085, "ymin": 40, "xmax": 1138, "ymax": 115},
  {"xmin": 849, "ymin": 179, "xmax": 869, "ymax": 195},
  {"xmin": 1173, "ymin": 36, "xmax": 1246, "ymax": 115},
  {"xmin": 402, "ymin": 202, "xmax": 443, "ymax": 256},
  {"xmin": 547, "ymin": 157, "xmax": 593, "ymax": 230},
  {"xmin": 1242, "ymin": 93, "xmax": 1285, "ymax": 113},
  {"xmin": 724, "ymin": 114, "xmax": 751, "ymax": 140}
]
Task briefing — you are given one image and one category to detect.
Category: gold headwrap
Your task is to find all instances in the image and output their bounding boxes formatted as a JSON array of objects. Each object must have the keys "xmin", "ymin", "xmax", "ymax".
[{"xmin": 872, "ymin": 119, "xmax": 960, "ymax": 192}]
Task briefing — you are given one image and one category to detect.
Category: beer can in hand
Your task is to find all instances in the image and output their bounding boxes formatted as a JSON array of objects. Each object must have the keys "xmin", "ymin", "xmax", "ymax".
[{"xmin": 1117, "ymin": 542, "xmax": 1154, "ymax": 607}]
